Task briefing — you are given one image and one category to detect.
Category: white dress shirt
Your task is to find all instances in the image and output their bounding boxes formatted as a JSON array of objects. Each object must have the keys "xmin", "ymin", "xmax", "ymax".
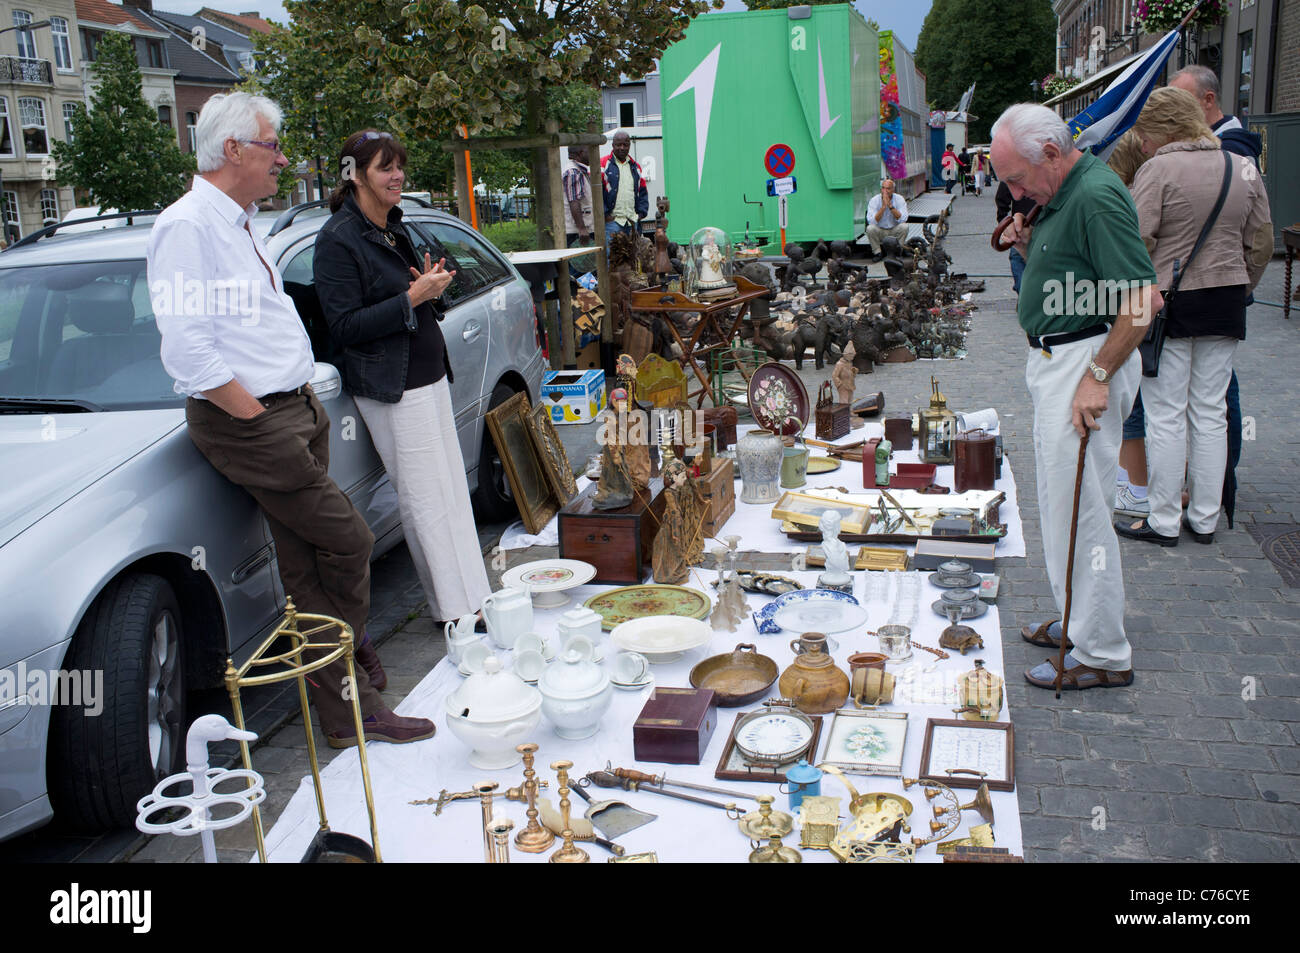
[
  {"xmin": 867, "ymin": 192, "xmax": 908, "ymax": 229},
  {"xmin": 148, "ymin": 176, "xmax": 315, "ymax": 399}
]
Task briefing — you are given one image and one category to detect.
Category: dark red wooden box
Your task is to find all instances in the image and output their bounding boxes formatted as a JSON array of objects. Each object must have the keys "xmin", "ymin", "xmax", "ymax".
[{"xmin": 633, "ymin": 687, "xmax": 718, "ymax": 765}]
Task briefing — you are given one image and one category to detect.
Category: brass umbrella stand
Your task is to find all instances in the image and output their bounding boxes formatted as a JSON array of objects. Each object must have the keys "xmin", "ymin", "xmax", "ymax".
[{"xmin": 223, "ymin": 598, "xmax": 382, "ymax": 863}]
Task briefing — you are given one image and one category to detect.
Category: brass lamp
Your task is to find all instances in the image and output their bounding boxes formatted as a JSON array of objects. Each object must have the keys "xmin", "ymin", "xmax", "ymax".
[{"xmin": 919, "ymin": 376, "xmax": 957, "ymax": 465}]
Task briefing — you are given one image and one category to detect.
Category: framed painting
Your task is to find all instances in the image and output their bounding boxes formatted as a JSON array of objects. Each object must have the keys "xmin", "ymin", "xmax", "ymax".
[
  {"xmin": 526, "ymin": 400, "xmax": 579, "ymax": 506},
  {"xmin": 771, "ymin": 491, "xmax": 871, "ymax": 535},
  {"xmin": 485, "ymin": 392, "xmax": 559, "ymax": 535},
  {"xmin": 819, "ymin": 709, "xmax": 908, "ymax": 777}
]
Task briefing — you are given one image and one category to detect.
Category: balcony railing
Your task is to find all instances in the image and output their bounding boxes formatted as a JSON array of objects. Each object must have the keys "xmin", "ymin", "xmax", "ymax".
[{"xmin": 0, "ymin": 57, "xmax": 53, "ymax": 85}]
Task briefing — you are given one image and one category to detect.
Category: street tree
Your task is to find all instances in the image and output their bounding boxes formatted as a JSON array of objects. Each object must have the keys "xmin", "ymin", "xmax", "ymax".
[
  {"xmin": 51, "ymin": 31, "xmax": 193, "ymax": 210},
  {"xmin": 915, "ymin": 0, "xmax": 1056, "ymax": 141}
]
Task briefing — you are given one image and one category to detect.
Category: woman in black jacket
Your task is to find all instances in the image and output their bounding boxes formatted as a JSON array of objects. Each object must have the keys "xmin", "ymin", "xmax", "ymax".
[{"xmin": 313, "ymin": 130, "xmax": 491, "ymax": 627}]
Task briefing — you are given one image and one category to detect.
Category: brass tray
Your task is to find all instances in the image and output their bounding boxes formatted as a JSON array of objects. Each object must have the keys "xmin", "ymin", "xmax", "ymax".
[
  {"xmin": 806, "ymin": 456, "xmax": 842, "ymax": 474},
  {"xmin": 689, "ymin": 644, "xmax": 779, "ymax": 707},
  {"xmin": 583, "ymin": 584, "xmax": 713, "ymax": 631}
]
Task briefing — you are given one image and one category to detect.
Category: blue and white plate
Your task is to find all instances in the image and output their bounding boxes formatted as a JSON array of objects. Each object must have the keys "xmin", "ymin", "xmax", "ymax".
[{"xmin": 753, "ymin": 588, "xmax": 864, "ymax": 635}]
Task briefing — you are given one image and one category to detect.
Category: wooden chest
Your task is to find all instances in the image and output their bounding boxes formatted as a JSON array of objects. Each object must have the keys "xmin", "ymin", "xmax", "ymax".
[
  {"xmin": 696, "ymin": 457, "xmax": 735, "ymax": 540},
  {"xmin": 558, "ymin": 478, "xmax": 665, "ymax": 585},
  {"xmin": 633, "ymin": 687, "xmax": 718, "ymax": 765}
]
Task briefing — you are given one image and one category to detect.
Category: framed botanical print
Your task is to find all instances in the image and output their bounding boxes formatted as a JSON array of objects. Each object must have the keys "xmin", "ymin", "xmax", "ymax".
[
  {"xmin": 819, "ymin": 709, "xmax": 908, "ymax": 777},
  {"xmin": 485, "ymin": 392, "xmax": 559, "ymax": 535},
  {"xmin": 526, "ymin": 400, "xmax": 578, "ymax": 506}
]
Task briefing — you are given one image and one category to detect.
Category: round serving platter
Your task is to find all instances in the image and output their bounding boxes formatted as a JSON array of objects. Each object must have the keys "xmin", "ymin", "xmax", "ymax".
[
  {"xmin": 583, "ymin": 585, "xmax": 713, "ymax": 631},
  {"xmin": 747, "ymin": 362, "xmax": 810, "ymax": 438},
  {"xmin": 500, "ymin": 559, "xmax": 597, "ymax": 608}
]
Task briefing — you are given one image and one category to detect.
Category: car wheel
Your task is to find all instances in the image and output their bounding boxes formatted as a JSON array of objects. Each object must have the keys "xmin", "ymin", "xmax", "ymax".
[
  {"xmin": 49, "ymin": 573, "xmax": 186, "ymax": 833},
  {"xmin": 472, "ymin": 382, "xmax": 520, "ymax": 522}
]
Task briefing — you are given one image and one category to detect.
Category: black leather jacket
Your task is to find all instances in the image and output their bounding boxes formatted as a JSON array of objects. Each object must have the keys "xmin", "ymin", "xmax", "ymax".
[{"xmin": 313, "ymin": 194, "xmax": 453, "ymax": 403}]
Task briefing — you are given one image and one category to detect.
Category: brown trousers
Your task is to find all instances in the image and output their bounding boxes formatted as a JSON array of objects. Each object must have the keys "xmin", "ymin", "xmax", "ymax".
[{"xmin": 186, "ymin": 389, "xmax": 384, "ymax": 733}]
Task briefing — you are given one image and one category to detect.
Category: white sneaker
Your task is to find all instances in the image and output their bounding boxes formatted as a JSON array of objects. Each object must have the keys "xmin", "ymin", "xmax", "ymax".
[{"xmin": 1115, "ymin": 484, "xmax": 1150, "ymax": 518}]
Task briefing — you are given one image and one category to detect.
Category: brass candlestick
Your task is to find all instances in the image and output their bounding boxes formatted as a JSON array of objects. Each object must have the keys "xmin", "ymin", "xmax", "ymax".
[
  {"xmin": 514, "ymin": 743, "xmax": 555, "ymax": 853},
  {"xmin": 549, "ymin": 760, "xmax": 589, "ymax": 864},
  {"xmin": 473, "ymin": 781, "xmax": 498, "ymax": 864},
  {"xmin": 488, "ymin": 817, "xmax": 514, "ymax": 864}
]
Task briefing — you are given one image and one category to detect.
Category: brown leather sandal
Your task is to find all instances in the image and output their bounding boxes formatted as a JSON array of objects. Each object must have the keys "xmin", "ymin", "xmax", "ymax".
[
  {"xmin": 1024, "ymin": 657, "xmax": 1133, "ymax": 690},
  {"xmin": 1020, "ymin": 619, "xmax": 1070, "ymax": 649}
]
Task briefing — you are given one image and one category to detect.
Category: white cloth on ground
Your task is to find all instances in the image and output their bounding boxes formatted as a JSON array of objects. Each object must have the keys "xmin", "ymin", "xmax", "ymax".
[{"xmin": 355, "ymin": 377, "xmax": 491, "ymax": 621}]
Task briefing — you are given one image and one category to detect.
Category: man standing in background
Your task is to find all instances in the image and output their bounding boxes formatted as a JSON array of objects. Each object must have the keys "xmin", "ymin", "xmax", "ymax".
[{"xmin": 601, "ymin": 131, "xmax": 648, "ymax": 242}]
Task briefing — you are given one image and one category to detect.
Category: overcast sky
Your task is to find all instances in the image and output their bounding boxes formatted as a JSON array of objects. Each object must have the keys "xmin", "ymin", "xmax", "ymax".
[{"xmin": 155, "ymin": 0, "xmax": 932, "ymax": 57}]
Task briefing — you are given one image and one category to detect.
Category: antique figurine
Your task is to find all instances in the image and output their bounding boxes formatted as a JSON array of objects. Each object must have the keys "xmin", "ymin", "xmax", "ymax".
[
  {"xmin": 710, "ymin": 540, "xmax": 748, "ymax": 633},
  {"xmin": 832, "ymin": 344, "xmax": 858, "ymax": 427},
  {"xmin": 592, "ymin": 390, "xmax": 635, "ymax": 510},
  {"xmin": 816, "ymin": 510, "xmax": 852, "ymax": 593},
  {"xmin": 697, "ymin": 231, "xmax": 727, "ymax": 289},
  {"xmin": 653, "ymin": 458, "xmax": 704, "ymax": 585}
]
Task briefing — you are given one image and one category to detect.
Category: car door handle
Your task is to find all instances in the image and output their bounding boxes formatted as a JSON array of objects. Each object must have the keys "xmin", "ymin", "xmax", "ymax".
[{"xmin": 462, "ymin": 322, "xmax": 482, "ymax": 342}]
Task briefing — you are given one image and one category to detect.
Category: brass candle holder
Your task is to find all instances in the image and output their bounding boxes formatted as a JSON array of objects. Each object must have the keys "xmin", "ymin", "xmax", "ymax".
[
  {"xmin": 514, "ymin": 743, "xmax": 555, "ymax": 853},
  {"xmin": 473, "ymin": 781, "xmax": 499, "ymax": 864},
  {"xmin": 549, "ymin": 760, "xmax": 589, "ymax": 864},
  {"xmin": 488, "ymin": 817, "xmax": 514, "ymax": 864}
]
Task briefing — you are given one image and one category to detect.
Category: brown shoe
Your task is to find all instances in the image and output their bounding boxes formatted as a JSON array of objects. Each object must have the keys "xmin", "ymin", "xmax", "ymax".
[
  {"xmin": 327, "ymin": 709, "xmax": 436, "ymax": 748},
  {"xmin": 354, "ymin": 634, "xmax": 387, "ymax": 691},
  {"xmin": 1024, "ymin": 656, "xmax": 1133, "ymax": 690}
]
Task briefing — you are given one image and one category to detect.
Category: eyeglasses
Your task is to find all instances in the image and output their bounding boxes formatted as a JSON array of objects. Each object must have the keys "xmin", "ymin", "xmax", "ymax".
[
  {"xmin": 359, "ymin": 131, "xmax": 394, "ymax": 142},
  {"xmin": 241, "ymin": 138, "xmax": 284, "ymax": 154}
]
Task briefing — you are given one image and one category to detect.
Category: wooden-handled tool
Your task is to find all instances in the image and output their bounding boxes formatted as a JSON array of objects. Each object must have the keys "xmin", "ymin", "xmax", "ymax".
[
  {"xmin": 610, "ymin": 765, "xmax": 761, "ymax": 802},
  {"xmin": 991, "ymin": 205, "xmax": 1040, "ymax": 252}
]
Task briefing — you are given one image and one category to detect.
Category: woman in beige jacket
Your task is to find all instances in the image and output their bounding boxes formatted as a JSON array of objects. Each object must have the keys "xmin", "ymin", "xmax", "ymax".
[{"xmin": 1116, "ymin": 87, "xmax": 1272, "ymax": 546}]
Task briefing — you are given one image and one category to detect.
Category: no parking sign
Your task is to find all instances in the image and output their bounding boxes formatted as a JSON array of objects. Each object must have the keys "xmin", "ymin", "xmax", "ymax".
[{"xmin": 764, "ymin": 143, "xmax": 795, "ymax": 177}]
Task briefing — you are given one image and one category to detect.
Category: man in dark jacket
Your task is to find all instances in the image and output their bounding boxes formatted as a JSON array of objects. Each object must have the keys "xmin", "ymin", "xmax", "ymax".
[
  {"xmin": 1170, "ymin": 65, "xmax": 1264, "ymax": 527},
  {"xmin": 601, "ymin": 131, "xmax": 648, "ymax": 241}
]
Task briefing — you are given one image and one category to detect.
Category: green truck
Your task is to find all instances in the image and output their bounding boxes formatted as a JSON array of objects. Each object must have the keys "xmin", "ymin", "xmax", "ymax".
[{"xmin": 660, "ymin": 4, "xmax": 882, "ymax": 248}]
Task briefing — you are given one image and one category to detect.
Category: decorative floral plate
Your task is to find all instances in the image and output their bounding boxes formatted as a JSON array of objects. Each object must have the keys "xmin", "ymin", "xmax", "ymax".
[
  {"xmin": 753, "ymin": 588, "xmax": 863, "ymax": 635},
  {"xmin": 501, "ymin": 559, "xmax": 596, "ymax": 608},
  {"xmin": 584, "ymin": 585, "xmax": 713, "ymax": 631},
  {"xmin": 747, "ymin": 362, "xmax": 810, "ymax": 438}
]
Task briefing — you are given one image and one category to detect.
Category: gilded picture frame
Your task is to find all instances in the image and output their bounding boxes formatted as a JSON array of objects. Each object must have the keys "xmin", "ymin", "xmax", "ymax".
[
  {"xmin": 770, "ymin": 491, "xmax": 871, "ymax": 535},
  {"xmin": 526, "ymin": 401, "xmax": 579, "ymax": 506},
  {"xmin": 485, "ymin": 392, "xmax": 559, "ymax": 536}
]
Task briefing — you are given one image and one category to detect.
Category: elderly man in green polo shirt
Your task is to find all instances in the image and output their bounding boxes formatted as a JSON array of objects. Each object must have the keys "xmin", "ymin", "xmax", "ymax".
[{"xmin": 990, "ymin": 104, "xmax": 1162, "ymax": 691}]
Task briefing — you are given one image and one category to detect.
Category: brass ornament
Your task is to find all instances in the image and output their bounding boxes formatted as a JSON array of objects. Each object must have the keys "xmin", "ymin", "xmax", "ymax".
[
  {"xmin": 909, "ymin": 780, "xmax": 960, "ymax": 848},
  {"xmin": 953, "ymin": 659, "xmax": 1004, "ymax": 721},
  {"xmin": 473, "ymin": 781, "xmax": 499, "ymax": 864},
  {"xmin": 514, "ymin": 742, "xmax": 555, "ymax": 853},
  {"xmin": 797, "ymin": 795, "xmax": 842, "ymax": 851},
  {"xmin": 488, "ymin": 817, "xmax": 514, "ymax": 864},
  {"xmin": 549, "ymin": 760, "xmax": 590, "ymax": 864}
]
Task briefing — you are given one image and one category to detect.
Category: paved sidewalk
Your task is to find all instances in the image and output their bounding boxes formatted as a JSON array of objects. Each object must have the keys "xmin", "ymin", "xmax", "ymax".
[{"xmin": 117, "ymin": 188, "xmax": 1298, "ymax": 864}]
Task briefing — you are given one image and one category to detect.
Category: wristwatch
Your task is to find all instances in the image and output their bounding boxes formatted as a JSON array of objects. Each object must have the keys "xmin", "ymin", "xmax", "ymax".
[{"xmin": 1088, "ymin": 359, "xmax": 1111, "ymax": 384}]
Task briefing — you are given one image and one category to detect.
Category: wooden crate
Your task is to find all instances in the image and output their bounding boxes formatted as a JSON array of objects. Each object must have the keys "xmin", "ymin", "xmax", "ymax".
[
  {"xmin": 696, "ymin": 457, "xmax": 735, "ymax": 540},
  {"xmin": 558, "ymin": 478, "xmax": 665, "ymax": 585}
]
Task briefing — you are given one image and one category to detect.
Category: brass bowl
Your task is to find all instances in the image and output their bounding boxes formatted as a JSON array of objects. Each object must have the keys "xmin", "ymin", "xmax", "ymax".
[{"xmin": 689, "ymin": 643, "xmax": 779, "ymax": 707}]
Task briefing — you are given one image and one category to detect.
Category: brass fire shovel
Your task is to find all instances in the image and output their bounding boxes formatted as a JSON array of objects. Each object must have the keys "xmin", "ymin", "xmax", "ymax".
[{"xmin": 570, "ymin": 777, "xmax": 658, "ymax": 839}]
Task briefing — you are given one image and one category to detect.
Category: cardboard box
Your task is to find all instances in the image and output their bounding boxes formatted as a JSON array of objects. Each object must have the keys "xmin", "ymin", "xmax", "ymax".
[{"xmin": 541, "ymin": 368, "xmax": 606, "ymax": 425}]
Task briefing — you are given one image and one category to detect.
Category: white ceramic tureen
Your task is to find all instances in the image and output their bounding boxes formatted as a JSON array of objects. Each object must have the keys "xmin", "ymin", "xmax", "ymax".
[
  {"xmin": 538, "ymin": 648, "xmax": 613, "ymax": 740},
  {"xmin": 445, "ymin": 656, "xmax": 542, "ymax": 769}
]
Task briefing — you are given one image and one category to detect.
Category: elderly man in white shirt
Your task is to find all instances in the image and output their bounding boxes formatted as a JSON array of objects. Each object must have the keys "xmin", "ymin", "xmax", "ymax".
[
  {"xmin": 865, "ymin": 178, "xmax": 910, "ymax": 260},
  {"xmin": 148, "ymin": 92, "xmax": 436, "ymax": 748}
]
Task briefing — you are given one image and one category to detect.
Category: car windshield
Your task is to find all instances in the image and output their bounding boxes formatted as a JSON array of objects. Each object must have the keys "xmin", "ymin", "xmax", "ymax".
[{"xmin": 0, "ymin": 259, "xmax": 183, "ymax": 411}]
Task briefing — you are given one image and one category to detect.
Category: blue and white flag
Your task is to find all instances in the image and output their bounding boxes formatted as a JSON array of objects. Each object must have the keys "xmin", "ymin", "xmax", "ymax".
[{"xmin": 1068, "ymin": 26, "xmax": 1182, "ymax": 161}]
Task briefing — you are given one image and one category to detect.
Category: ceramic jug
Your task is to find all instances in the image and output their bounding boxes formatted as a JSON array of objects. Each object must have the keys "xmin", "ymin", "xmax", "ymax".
[
  {"xmin": 738, "ymin": 428, "xmax": 783, "ymax": 504},
  {"xmin": 443, "ymin": 614, "xmax": 481, "ymax": 665},
  {"xmin": 481, "ymin": 586, "xmax": 533, "ymax": 651},
  {"xmin": 778, "ymin": 632, "xmax": 849, "ymax": 714},
  {"xmin": 779, "ymin": 421, "xmax": 809, "ymax": 489}
]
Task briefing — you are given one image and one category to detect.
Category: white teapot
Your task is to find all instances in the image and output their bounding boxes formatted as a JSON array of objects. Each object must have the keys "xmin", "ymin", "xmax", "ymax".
[
  {"xmin": 481, "ymin": 586, "xmax": 533, "ymax": 651},
  {"xmin": 538, "ymin": 648, "xmax": 612, "ymax": 741}
]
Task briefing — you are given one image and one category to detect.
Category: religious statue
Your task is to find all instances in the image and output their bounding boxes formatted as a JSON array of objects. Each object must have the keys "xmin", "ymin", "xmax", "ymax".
[
  {"xmin": 816, "ymin": 510, "xmax": 852, "ymax": 593},
  {"xmin": 592, "ymin": 389, "xmax": 635, "ymax": 510},
  {"xmin": 652, "ymin": 458, "xmax": 705, "ymax": 585},
  {"xmin": 832, "ymin": 342, "xmax": 859, "ymax": 427}
]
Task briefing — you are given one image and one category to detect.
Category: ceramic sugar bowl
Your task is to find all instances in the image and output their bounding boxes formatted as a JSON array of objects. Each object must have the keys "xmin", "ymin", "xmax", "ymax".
[
  {"xmin": 538, "ymin": 648, "xmax": 613, "ymax": 740},
  {"xmin": 445, "ymin": 656, "xmax": 542, "ymax": 769}
]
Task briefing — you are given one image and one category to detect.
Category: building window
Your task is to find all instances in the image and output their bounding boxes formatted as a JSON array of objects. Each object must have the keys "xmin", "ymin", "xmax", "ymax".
[
  {"xmin": 13, "ymin": 11, "xmax": 37, "ymax": 61},
  {"xmin": 18, "ymin": 98, "xmax": 47, "ymax": 155},
  {"xmin": 50, "ymin": 17, "xmax": 72, "ymax": 71},
  {"xmin": 1236, "ymin": 30, "xmax": 1253, "ymax": 118},
  {"xmin": 39, "ymin": 188, "xmax": 58, "ymax": 226},
  {"xmin": 618, "ymin": 101, "xmax": 635, "ymax": 127},
  {"xmin": 3, "ymin": 191, "xmax": 20, "ymax": 242},
  {"xmin": 0, "ymin": 99, "xmax": 13, "ymax": 157},
  {"xmin": 62, "ymin": 102, "xmax": 76, "ymax": 142},
  {"xmin": 144, "ymin": 39, "xmax": 164, "ymax": 69},
  {"xmin": 186, "ymin": 111, "xmax": 197, "ymax": 152},
  {"xmin": 158, "ymin": 105, "xmax": 171, "ymax": 129},
  {"xmin": 81, "ymin": 30, "xmax": 99, "ymax": 62}
]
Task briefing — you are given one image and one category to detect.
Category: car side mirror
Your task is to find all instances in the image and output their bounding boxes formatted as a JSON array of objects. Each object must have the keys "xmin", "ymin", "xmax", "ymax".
[{"xmin": 310, "ymin": 362, "xmax": 343, "ymax": 401}]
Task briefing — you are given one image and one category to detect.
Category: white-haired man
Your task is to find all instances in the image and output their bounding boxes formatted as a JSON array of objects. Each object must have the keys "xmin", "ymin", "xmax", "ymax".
[
  {"xmin": 990, "ymin": 104, "xmax": 1162, "ymax": 691},
  {"xmin": 148, "ymin": 92, "xmax": 436, "ymax": 747},
  {"xmin": 865, "ymin": 178, "xmax": 909, "ymax": 261}
]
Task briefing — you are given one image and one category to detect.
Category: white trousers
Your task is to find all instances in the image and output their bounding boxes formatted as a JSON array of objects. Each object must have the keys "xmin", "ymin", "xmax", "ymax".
[
  {"xmin": 866, "ymin": 222, "xmax": 910, "ymax": 254},
  {"xmin": 1026, "ymin": 339, "xmax": 1139, "ymax": 670},
  {"xmin": 355, "ymin": 378, "xmax": 491, "ymax": 622},
  {"xmin": 974, "ymin": 171, "xmax": 985, "ymax": 191},
  {"xmin": 1141, "ymin": 336, "xmax": 1236, "ymax": 537}
]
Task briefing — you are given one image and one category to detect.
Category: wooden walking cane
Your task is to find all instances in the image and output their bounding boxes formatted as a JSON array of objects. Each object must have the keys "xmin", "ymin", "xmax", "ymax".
[{"xmin": 1055, "ymin": 429, "xmax": 1091, "ymax": 699}]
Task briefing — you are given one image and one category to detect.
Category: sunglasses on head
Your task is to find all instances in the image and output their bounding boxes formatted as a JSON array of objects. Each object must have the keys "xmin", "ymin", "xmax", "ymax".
[{"xmin": 359, "ymin": 131, "xmax": 394, "ymax": 142}]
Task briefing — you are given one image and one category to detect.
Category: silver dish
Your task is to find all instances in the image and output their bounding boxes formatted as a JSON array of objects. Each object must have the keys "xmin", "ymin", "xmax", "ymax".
[{"xmin": 930, "ymin": 598, "xmax": 989, "ymax": 620}]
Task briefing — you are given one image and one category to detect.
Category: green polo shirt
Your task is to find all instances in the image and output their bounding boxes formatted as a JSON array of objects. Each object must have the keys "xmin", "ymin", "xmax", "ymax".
[{"xmin": 1017, "ymin": 151, "xmax": 1157, "ymax": 337}]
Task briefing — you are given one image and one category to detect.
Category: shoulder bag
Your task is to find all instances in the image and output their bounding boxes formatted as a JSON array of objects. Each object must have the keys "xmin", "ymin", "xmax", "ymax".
[{"xmin": 1140, "ymin": 151, "xmax": 1233, "ymax": 378}]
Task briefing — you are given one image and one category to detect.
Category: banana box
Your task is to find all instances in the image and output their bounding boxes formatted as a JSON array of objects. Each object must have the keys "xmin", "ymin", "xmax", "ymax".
[{"xmin": 541, "ymin": 369, "xmax": 605, "ymax": 425}]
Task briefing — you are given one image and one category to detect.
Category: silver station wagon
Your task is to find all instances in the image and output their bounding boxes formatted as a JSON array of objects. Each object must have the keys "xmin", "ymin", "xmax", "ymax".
[{"xmin": 0, "ymin": 200, "xmax": 545, "ymax": 839}]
